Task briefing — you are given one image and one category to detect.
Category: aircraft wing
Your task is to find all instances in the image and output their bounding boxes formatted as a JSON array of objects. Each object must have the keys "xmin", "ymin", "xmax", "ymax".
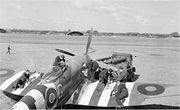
[
  {"xmin": 55, "ymin": 104, "xmax": 180, "ymax": 109},
  {"xmin": 0, "ymin": 71, "xmax": 41, "ymax": 101}
]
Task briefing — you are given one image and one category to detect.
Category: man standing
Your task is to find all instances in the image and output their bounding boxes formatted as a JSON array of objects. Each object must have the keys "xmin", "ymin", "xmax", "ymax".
[
  {"xmin": 86, "ymin": 60, "xmax": 99, "ymax": 82},
  {"xmin": 6, "ymin": 45, "xmax": 12, "ymax": 54},
  {"xmin": 111, "ymin": 82, "xmax": 128, "ymax": 107},
  {"xmin": 113, "ymin": 67, "xmax": 127, "ymax": 82},
  {"xmin": 53, "ymin": 55, "xmax": 66, "ymax": 67},
  {"xmin": 99, "ymin": 68, "xmax": 109, "ymax": 86}
]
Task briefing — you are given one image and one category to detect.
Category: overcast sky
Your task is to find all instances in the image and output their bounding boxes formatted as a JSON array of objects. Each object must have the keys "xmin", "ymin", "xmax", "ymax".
[{"xmin": 0, "ymin": 0, "xmax": 179, "ymax": 33}]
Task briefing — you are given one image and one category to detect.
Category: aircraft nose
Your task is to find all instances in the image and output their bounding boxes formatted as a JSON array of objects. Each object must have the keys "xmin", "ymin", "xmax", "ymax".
[{"xmin": 12, "ymin": 84, "xmax": 48, "ymax": 110}]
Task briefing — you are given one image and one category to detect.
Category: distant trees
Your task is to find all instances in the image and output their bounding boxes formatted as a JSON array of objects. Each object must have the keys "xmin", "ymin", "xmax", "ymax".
[
  {"xmin": 126, "ymin": 32, "xmax": 140, "ymax": 36},
  {"xmin": 1, "ymin": 28, "xmax": 179, "ymax": 39},
  {"xmin": 87, "ymin": 30, "xmax": 99, "ymax": 35}
]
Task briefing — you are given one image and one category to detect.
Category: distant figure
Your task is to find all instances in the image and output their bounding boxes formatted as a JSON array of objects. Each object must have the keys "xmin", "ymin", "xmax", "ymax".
[{"xmin": 6, "ymin": 45, "xmax": 12, "ymax": 54}]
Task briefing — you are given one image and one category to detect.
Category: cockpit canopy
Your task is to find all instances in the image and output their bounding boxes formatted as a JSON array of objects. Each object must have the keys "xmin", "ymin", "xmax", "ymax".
[{"xmin": 42, "ymin": 64, "xmax": 68, "ymax": 82}]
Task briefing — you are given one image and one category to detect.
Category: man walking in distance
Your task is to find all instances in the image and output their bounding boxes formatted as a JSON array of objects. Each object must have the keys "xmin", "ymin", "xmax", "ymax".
[{"xmin": 6, "ymin": 45, "xmax": 12, "ymax": 54}]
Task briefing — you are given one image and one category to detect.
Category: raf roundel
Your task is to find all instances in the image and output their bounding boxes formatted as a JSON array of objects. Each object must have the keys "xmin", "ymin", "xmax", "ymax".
[
  {"xmin": 137, "ymin": 84, "xmax": 165, "ymax": 96},
  {"xmin": 46, "ymin": 88, "xmax": 57, "ymax": 109},
  {"xmin": 0, "ymin": 68, "xmax": 15, "ymax": 77},
  {"xmin": 49, "ymin": 93, "xmax": 56, "ymax": 103}
]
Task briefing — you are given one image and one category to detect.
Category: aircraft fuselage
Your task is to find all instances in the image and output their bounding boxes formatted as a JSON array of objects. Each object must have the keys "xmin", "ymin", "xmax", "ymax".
[{"xmin": 12, "ymin": 54, "xmax": 91, "ymax": 110}]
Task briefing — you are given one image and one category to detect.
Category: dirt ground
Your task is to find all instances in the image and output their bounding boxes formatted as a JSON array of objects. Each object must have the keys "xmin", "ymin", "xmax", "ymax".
[{"xmin": 0, "ymin": 33, "xmax": 180, "ymax": 109}]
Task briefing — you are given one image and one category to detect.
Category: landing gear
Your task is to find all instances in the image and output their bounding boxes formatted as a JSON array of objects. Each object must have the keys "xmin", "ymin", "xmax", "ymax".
[
  {"xmin": 127, "ymin": 67, "xmax": 136, "ymax": 82},
  {"xmin": 127, "ymin": 72, "xmax": 134, "ymax": 82}
]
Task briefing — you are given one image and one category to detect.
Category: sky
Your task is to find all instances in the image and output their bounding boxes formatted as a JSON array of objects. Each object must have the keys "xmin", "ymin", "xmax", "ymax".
[{"xmin": 0, "ymin": 0, "xmax": 179, "ymax": 34}]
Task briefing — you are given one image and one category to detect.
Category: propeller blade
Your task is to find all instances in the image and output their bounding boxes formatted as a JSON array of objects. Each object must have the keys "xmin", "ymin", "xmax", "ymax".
[
  {"xmin": 88, "ymin": 47, "xmax": 96, "ymax": 54},
  {"xmin": 55, "ymin": 48, "xmax": 75, "ymax": 56},
  {"xmin": 85, "ymin": 28, "xmax": 93, "ymax": 55}
]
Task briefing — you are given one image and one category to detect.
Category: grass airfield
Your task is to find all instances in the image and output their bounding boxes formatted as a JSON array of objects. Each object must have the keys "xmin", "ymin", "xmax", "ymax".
[{"xmin": 0, "ymin": 33, "xmax": 180, "ymax": 109}]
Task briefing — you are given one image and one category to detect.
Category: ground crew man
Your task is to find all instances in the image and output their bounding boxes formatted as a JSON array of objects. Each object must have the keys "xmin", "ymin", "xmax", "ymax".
[
  {"xmin": 86, "ymin": 60, "xmax": 99, "ymax": 72},
  {"xmin": 6, "ymin": 45, "xmax": 12, "ymax": 54},
  {"xmin": 53, "ymin": 55, "xmax": 66, "ymax": 67},
  {"xmin": 86, "ymin": 60, "xmax": 99, "ymax": 82},
  {"xmin": 94, "ymin": 67, "xmax": 101, "ymax": 80},
  {"xmin": 107, "ymin": 68, "xmax": 114, "ymax": 83},
  {"xmin": 53, "ymin": 56, "xmax": 61, "ymax": 66},
  {"xmin": 13, "ymin": 70, "xmax": 31, "ymax": 90},
  {"xmin": 59, "ymin": 55, "xmax": 65, "ymax": 62},
  {"xmin": 113, "ymin": 67, "xmax": 127, "ymax": 82},
  {"xmin": 99, "ymin": 68, "xmax": 109, "ymax": 86},
  {"xmin": 111, "ymin": 82, "xmax": 128, "ymax": 107}
]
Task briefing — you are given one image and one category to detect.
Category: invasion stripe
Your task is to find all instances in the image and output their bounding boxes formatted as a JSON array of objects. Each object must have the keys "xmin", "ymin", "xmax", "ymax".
[
  {"xmin": 78, "ymin": 81, "xmax": 99, "ymax": 105},
  {"xmin": 11, "ymin": 82, "xmax": 30, "ymax": 95},
  {"xmin": 11, "ymin": 73, "xmax": 41, "ymax": 96},
  {"xmin": 33, "ymin": 84, "xmax": 47, "ymax": 98},
  {"xmin": 76, "ymin": 81, "xmax": 89, "ymax": 103},
  {"xmin": 0, "ymin": 71, "xmax": 25, "ymax": 91},
  {"xmin": 123, "ymin": 82, "xmax": 135, "ymax": 106},
  {"xmin": 108, "ymin": 82, "xmax": 135, "ymax": 106},
  {"xmin": 97, "ymin": 82, "xmax": 116, "ymax": 106},
  {"xmin": 25, "ymin": 89, "xmax": 46, "ymax": 109},
  {"xmin": 19, "ymin": 77, "xmax": 42, "ymax": 96},
  {"xmin": 108, "ymin": 83, "xmax": 118, "ymax": 107},
  {"xmin": 12, "ymin": 101, "xmax": 29, "ymax": 110},
  {"xmin": 21, "ymin": 95, "xmax": 37, "ymax": 109},
  {"xmin": 88, "ymin": 82, "xmax": 105, "ymax": 106}
]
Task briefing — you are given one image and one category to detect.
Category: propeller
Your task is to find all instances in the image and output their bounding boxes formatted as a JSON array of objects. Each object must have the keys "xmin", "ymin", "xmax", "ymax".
[
  {"xmin": 85, "ymin": 28, "xmax": 93, "ymax": 55},
  {"xmin": 55, "ymin": 48, "xmax": 75, "ymax": 56}
]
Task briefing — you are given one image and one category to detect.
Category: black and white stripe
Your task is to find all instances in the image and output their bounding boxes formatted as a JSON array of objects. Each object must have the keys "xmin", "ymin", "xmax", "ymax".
[
  {"xmin": 77, "ymin": 81, "xmax": 135, "ymax": 107},
  {"xmin": 12, "ymin": 84, "xmax": 48, "ymax": 110}
]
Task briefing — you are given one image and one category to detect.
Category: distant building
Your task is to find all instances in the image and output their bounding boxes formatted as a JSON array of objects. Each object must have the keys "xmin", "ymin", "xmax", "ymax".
[
  {"xmin": 67, "ymin": 31, "xmax": 84, "ymax": 36},
  {"xmin": 171, "ymin": 32, "xmax": 179, "ymax": 38},
  {"xmin": 0, "ymin": 28, "xmax": 6, "ymax": 33}
]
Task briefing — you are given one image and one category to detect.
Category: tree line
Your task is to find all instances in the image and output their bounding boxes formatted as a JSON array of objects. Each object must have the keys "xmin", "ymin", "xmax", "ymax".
[{"xmin": 0, "ymin": 28, "xmax": 179, "ymax": 38}]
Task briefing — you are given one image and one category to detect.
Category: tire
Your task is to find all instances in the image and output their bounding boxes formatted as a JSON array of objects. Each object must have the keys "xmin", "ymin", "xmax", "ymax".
[{"xmin": 127, "ymin": 72, "xmax": 134, "ymax": 82}]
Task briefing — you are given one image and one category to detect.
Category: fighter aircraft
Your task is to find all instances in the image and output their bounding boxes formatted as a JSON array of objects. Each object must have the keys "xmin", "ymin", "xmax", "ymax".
[
  {"xmin": 0, "ymin": 27, "xmax": 137, "ymax": 109},
  {"xmin": 8, "ymin": 29, "xmax": 95, "ymax": 109},
  {"xmin": 0, "ymin": 29, "xmax": 93, "ymax": 109},
  {"xmin": 0, "ymin": 28, "xmax": 179, "ymax": 109}
]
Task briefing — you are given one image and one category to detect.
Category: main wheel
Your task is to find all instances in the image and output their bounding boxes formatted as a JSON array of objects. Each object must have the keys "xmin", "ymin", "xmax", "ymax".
[{"xmin": 127, "ymin": 72, "xmax": 134, "ymax": 82}]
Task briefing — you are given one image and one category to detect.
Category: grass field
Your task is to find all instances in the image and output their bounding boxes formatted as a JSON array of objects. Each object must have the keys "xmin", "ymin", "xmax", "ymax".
[{"xmin": 0, "ymin": 33, "xmax": 180, "ymax": 109}]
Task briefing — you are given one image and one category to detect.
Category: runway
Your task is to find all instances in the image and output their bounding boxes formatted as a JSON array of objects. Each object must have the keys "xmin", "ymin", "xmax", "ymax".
[{"xmin": 0, "ymin": 33, "xmax": 180, "ymax": 108}]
